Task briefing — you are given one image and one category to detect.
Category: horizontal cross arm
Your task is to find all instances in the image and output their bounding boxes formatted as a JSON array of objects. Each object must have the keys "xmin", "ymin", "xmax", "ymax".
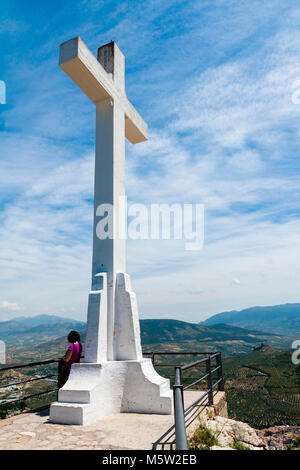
[
  {"xmin": 59, "ymin": 37, "xmax": 148, "ymax": 144},
  {"xmin": 125, "ymin": 99, "xmax": 148, "ymax": 144}
]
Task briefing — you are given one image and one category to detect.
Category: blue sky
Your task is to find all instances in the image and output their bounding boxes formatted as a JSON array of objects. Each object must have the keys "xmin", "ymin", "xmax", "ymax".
[{"xmin": 1, "ymin": 0, "xmax": 300, "ymax": 322}]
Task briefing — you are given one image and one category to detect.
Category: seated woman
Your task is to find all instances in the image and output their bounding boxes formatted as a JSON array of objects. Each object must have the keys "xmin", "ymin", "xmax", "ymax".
[{"xmin": 58, "ymin": 330, "xmax": 82, "ymax": 388}]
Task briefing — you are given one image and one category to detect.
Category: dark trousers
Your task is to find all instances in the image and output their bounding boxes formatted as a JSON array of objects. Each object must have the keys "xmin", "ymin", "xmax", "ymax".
[{"xmin": 58, "ymin": 360, "xmax": 70, "ymax": 389}]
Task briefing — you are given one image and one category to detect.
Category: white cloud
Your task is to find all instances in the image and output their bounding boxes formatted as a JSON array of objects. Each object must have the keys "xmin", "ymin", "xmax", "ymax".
[
  {"xmin": 0, "ymin": 301, "xmax": 21, "ymax": 311},
  {"xmin": 0, "ymin": 19, "xmax": 28, "ymax": 34},
  {"xmin": 129, "ymin": 217, "xmax": 300, "ymax": 321}
]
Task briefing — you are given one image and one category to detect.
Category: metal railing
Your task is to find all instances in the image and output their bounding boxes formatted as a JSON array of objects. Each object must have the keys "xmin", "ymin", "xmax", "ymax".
[
  {"xmin": 0, "ymin": 359, "xmax": 60, "ymax": 411},
  {"xmin": 173, "ymin": 352, "xmax": 224, "ymax": 450},
  {"xmin": 144, "ymin": 351, "xmax": 224, "ymax": 450}
]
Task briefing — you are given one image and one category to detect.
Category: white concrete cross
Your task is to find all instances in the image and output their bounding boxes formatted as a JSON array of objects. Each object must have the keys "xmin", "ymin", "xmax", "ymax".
[
  {"xmin": 50, "ymin": 37, "xmax": 172, "ymax": 425},
  {"xmin": 60, "ymin": 37, "xmax": 147, "ymax": 362},
  {"xmin": 50, "ymin": 37, "xmax": 172, "ymax": 424}
]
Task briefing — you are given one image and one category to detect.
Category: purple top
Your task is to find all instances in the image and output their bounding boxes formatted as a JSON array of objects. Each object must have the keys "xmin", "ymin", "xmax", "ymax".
[{"xmin": 65, "ymin": 342, "xmax": 82, "ymax": 371}]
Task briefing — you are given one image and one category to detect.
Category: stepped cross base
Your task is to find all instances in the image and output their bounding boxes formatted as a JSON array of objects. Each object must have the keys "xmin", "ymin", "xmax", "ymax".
[
  {"xmin": 49, "ymin": 273, "xmax": 173, "ymax": 425},
  {"xmin": 50, "ymin": 360, "xmax": 173, "ymax": 425}
]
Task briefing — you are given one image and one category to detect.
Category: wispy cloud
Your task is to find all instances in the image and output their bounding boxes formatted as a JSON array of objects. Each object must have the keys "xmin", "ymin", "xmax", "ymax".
[{"xmin": 0, "ymin": 301, "xmax": 21, "ymax": 311}]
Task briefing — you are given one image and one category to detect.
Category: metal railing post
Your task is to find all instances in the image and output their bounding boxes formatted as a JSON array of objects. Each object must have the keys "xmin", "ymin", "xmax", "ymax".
[
  {"xmin": 151, "ymin": 353, "xmax": 155, "ymax": 367},
  {"xmin": 173, "ymin": 367, "xmax": 188, "ymax": 450},
  {"xmin": 206, "ymin": 356, "xmax": 214, "ymax": 405},
  {"xmin": 216, "ymin": 353, "xmax": 224, "ymax": 391}
]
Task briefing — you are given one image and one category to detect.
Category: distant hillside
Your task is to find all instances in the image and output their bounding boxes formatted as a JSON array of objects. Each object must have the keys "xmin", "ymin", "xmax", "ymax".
[
  {"xmin": 223, "ymin": 348, "xmax": 300, "ymax": 428},
  {"xmin": 11, "ymin": 314, "xmax": 78, "ymax": 327},
  {"xmin": 140, "ymin": 319, "xmax": 290, "ymax": 353},
  {"xmin": 203, "ymin": 303, "xmax": 300, "ymax": 335},
  {"xmin": 2, "ymin": 316, "xmax": 293, "ymax": 364},
  {"xmin": 0, "ymin": 316, "xmax": 85, "ymax": 347}
]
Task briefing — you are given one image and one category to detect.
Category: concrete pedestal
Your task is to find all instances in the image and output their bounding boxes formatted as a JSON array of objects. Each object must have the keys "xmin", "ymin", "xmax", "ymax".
[
  {"xmin": 50, "ymin": 360, "xmax": 173, "ymax": 425},
  {"xmin": 50, "ymin": 272, "xmax": 173, "ymax": 425}
]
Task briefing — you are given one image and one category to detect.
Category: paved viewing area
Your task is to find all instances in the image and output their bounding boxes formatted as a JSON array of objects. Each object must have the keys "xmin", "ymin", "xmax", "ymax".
[{"xmin": 0, "ymin": 391, "xmax": 224, "ymax": 450}]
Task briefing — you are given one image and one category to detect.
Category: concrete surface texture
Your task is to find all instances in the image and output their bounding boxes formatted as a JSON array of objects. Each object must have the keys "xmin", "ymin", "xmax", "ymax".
[
  {"xmin": 50, "ymin": 37, "xmax": 172, "ymax": 424},
  {"xmin": 0, "ymin": 392, "xmax": 227, "ymax": 450}
]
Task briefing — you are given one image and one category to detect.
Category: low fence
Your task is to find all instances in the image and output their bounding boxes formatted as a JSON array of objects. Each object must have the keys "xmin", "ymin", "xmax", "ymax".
[
  {"xmin": 0, "ymin": 359, "xmax": 59, "ymax": 412},
  {"xmin": 143, "ymin": 352, "xmax": 224, "ymax": 450}
]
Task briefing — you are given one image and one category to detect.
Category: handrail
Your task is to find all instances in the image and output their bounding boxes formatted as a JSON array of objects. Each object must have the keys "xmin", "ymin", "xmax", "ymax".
[
  {"xmin": 0, "ymin": 359, "xmax": 60, "ymax": 371},
  {"xmin": 183, "ymin": 373, "xmax": 210, "ymax": 391},
  {"xmin": 173, "ymin": 367, "xmax": 188, "ymax": 450},
  {"xmin": 144, "ymin": 351, "xmax": 219, "ymax": 355},
  {"xmin": 180, "ymin": 357, "xmax": 210, "ymax": 371},
  {"xmin": 0, "ymin": 374, "xmax": 56, "ymax": 389},
  {"xmin": 0, "ymin": 358, "xmax": 61, "ymax": 410},
  {"xmin": 2, "ymin": 388, "xmax": 58, "ymax": 405},
  {"xmin": 0, "ymin": 356, "xmax": 86, "ymax": 410},
  {"xmin": 172, "ymin": 351, "xmax": 224, "ymax": 449}
]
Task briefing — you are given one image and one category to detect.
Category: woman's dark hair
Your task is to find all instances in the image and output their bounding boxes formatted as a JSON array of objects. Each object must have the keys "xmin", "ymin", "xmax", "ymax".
[{"xmin": 68, "ymin": 330, "xmax": 81, "ymax": 343}]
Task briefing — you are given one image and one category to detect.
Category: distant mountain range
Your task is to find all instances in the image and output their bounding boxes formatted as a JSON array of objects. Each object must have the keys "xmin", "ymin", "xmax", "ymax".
[
  {"xmin": 1, "ymin": 302, "xmax": 298, "ymax": 361},
  {"xmin": 202, "ymin": 303, "xmax": 300, "ymax": 335},
  {"xmin": 140, "ymin": 319, "xmax": 288, "ymax": 353},
  {"xmin": 11, "ymin": 314, "xmax": 81, "ymax": 327},
  {"xmin": 0, "ymin": 314, "xmax": 293, "ymax": 363},
  {"xmin": 0, "ymin": 315, "xmax": 85, "ymax": 347}
]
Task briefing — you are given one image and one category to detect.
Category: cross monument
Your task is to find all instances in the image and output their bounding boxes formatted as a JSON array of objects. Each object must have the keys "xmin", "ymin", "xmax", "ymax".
[{"xmin": 50, "ymin": 37, "xmax": 173, "ymax": 425}]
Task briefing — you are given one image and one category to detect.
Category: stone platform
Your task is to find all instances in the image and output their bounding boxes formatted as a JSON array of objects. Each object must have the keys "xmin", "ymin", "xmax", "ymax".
[{"xmin": 0, "ymin": 391, "xmax": 226, "ymax": 450}]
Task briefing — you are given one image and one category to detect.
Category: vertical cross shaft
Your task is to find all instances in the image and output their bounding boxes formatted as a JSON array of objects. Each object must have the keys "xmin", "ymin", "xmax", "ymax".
[{"xmin": 92, "ymin": 43, "xmax": 126, "ymax": 360}]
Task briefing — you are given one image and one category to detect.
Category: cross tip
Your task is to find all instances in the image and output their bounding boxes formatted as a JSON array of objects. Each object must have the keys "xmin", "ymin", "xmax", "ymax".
[
  {"xmin": 60, "ymin": 36, "xmax": 82, "ymax": 49},
  {"xmin": 59, "ymin": 36, "xmax": 85, "ymax": 66},
  {"xmin": 97, "ymin": 41, "xmax": 125, "ymax": 79}
]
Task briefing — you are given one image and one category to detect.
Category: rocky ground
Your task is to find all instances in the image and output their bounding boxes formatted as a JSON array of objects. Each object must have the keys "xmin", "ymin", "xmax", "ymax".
[
  {"xmin": 205, "ymin": 416, "xmax": 265, "ymax": 450},
  {"xmin": 195, "ymin": 416, "xmax": 300, "ymax": 450}
]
